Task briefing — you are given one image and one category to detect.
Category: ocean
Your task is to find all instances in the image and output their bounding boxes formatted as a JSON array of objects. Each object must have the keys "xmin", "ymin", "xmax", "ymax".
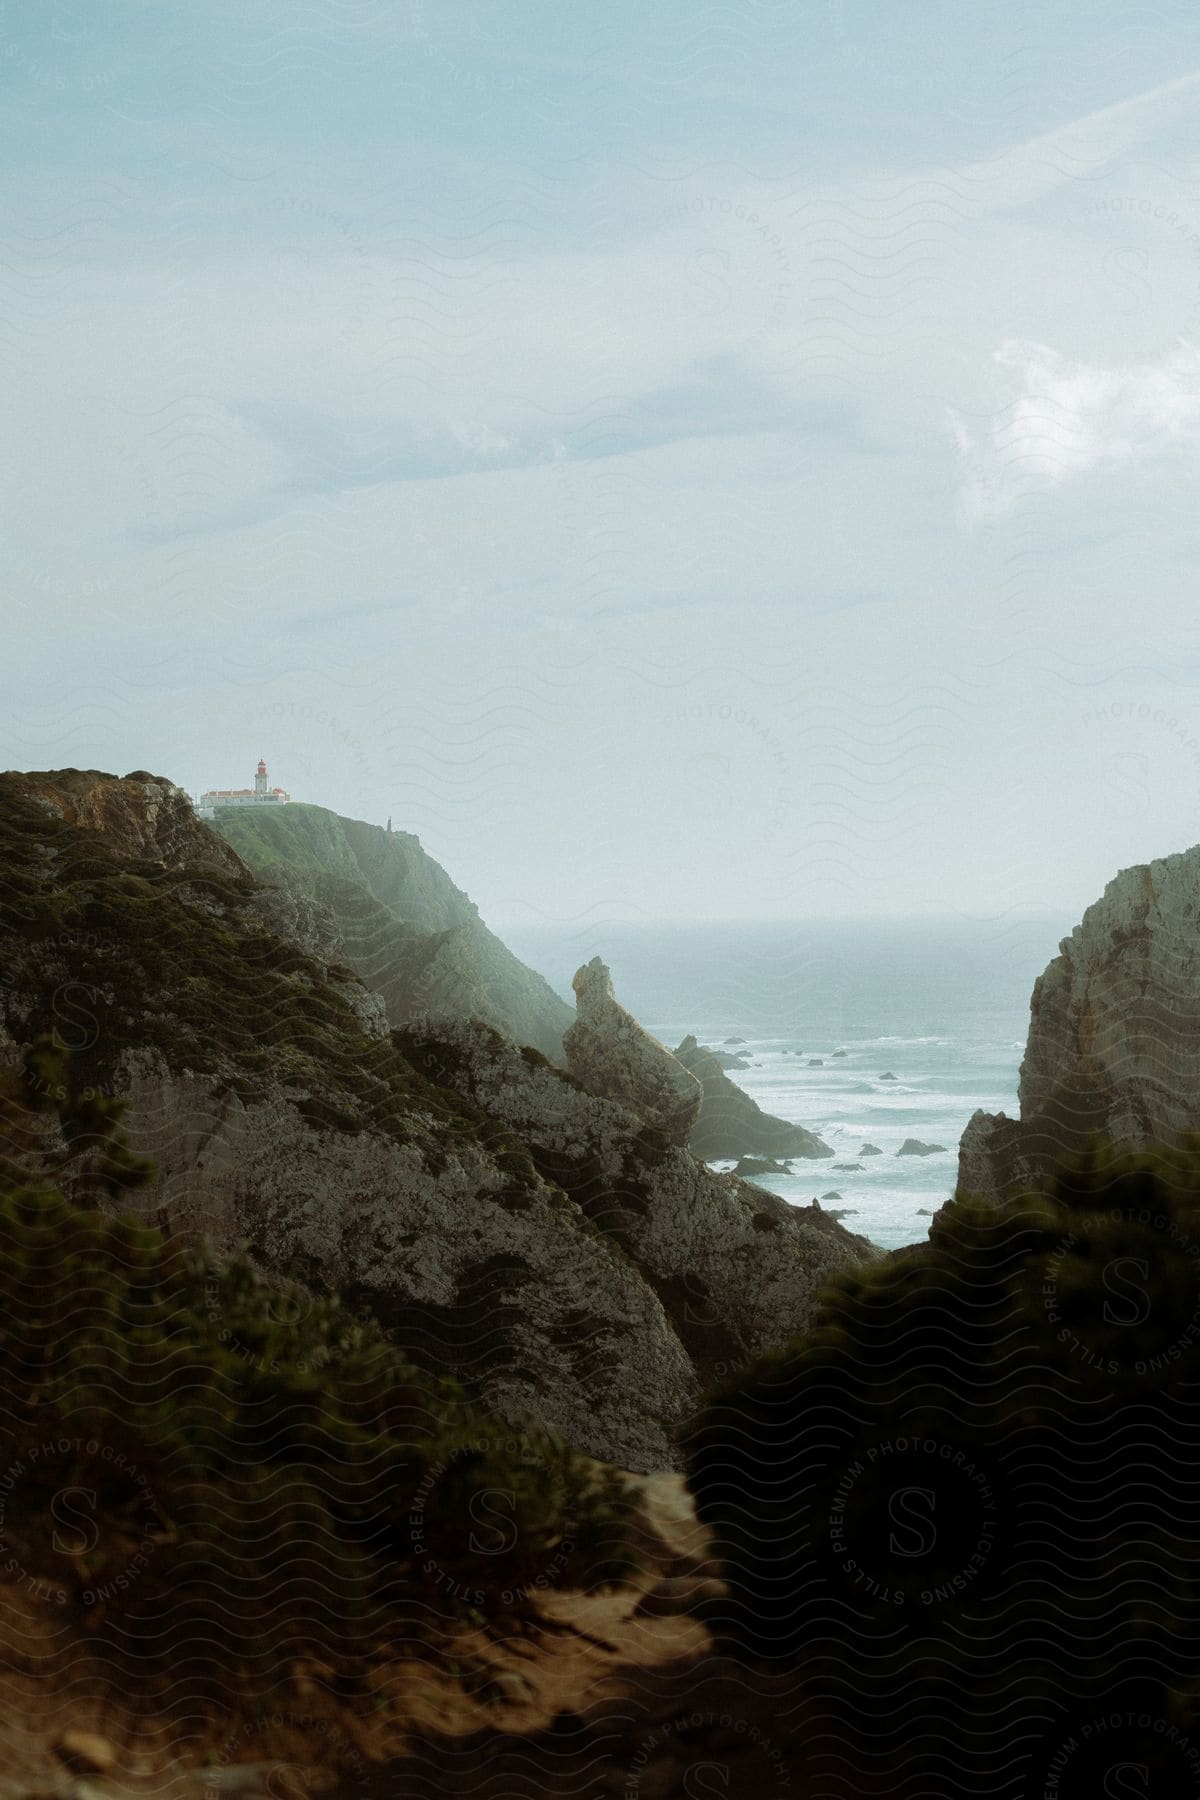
[{"xmin": 502, "ymin": 916, "xmax": 1073, "ymax": 1250}]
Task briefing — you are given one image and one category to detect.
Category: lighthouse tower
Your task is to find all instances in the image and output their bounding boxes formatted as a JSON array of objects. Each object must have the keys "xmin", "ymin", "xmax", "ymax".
[{"xmin": 198, "ymin": 758, "xmax": 291, "ymax": 818}]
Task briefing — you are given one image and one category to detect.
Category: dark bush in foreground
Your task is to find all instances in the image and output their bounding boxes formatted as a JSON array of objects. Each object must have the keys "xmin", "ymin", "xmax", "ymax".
[
  {"xmin": 0, "ymin": 1048, "xmax": 637, "ymax": 1704},
  {"xmin": 686, "ymin": 1144, "xmax": 1200, "ymax": 1797}
]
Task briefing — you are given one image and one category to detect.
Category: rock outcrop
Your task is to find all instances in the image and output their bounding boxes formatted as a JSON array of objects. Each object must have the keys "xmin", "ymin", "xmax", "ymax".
[
  {"xmin": 398, "ymin": 1016, "xmax": 872, "ymax": 1396},
  {"xmin": 16, "ymin": 766, "xmax": 243, "ymax": 877},
  {"xmin": 564, "ymin": 959, "xmax": 703, "ymax": 1145},
  {"xmin": 958, "ymin": 844, "xmax": 1200, "ymax": 1206},
  {"xmin": 0, "ymin": 769, "xmax": 874, "ymax": 1472},
  {"xmin": 672, "ymin": 1036, "xmax": 833, "ymax": 1161}
]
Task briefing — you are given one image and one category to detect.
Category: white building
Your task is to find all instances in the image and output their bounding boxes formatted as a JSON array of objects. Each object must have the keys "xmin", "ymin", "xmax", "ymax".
[{"xmin": 198, "ymin": 759, "xmax": 291, "ymax": 818}]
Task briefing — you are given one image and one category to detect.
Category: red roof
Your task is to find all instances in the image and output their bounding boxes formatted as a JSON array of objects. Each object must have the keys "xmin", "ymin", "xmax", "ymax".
[{"xmin": 201, "ymin": 788, "xmax": 289, "ymax": 800}]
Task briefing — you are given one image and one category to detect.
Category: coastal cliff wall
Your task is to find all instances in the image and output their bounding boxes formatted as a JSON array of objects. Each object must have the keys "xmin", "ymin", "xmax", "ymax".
[
  {"xmin": 0, "ymin": 769, "xmax": 872, "ymax": 1472},
  {"xmin": 959, "ymin": 844, "xmax": 1200, "ymax": 1204}
]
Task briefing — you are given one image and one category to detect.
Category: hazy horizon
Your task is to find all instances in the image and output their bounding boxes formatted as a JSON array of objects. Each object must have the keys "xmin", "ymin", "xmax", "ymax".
[{"xmin": 7, "ymin": 5, "xmax": 1200, "ymax": 925}]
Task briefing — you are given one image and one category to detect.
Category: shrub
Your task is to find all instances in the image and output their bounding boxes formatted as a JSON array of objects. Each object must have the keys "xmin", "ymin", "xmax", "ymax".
[
  {"xmin": 686, "ymin": 1143, "xmax": 1200, "ymax": 1795},
  {"xmin": 0, "ymin": 1052, "xmax": 638, "ymax": 1705}
]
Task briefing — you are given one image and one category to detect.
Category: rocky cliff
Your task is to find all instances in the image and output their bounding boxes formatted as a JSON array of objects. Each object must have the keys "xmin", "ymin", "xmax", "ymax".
[
  {"xmin": 958, "ymin": 844, "xmax": 1200, "ymax": 1205},
  {"xmin": 674, "ymin": 1035, "xmax": 834, "ymax": 1160},
  {"xmin": 0, "ymin": 769, "xmax": 873, "ymax": 1472},
  {"xmin": 213, "ymin": 802, "xmax": 573, "ymax": 1060},
  {"xmin": 563, "ymin": 958, "xmax": 703, "ymax": 1145}
]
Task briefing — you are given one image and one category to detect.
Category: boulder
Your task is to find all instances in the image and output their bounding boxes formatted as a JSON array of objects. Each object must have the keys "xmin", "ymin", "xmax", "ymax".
[
  {"xmin": 859, "ymin": 1143, "xmax": 883, "ymax": 1156},
  {"xmin": 897, "ymin": 1138, "xmax": 946, "ymax": 1156}
]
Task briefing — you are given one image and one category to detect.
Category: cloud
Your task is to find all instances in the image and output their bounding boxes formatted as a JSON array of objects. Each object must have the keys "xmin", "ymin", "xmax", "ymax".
[
  {"xmin": 954, "ymin": 70, "xmax": 1200, "ymax": 213},
  {"xmin": 950, "ymin": 337, "xmax": 1200, "ymax": 519}
]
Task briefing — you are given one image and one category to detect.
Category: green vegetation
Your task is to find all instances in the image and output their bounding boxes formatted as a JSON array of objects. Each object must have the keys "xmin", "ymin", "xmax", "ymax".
[
  {"xmin": 687, "ymin": 1144, "xmax": 1200, "ymax": 1786},
  {"xmin": 213, "ymin": 800, "xmax": 573, "ymax": 1059},
  {"xmin": 0, "ymin": 781, "xmax": 498, "ymax": 1150},
  {"xmin": 0, "ymin": 1045, "xmax": 638, "ymax": 1704}
]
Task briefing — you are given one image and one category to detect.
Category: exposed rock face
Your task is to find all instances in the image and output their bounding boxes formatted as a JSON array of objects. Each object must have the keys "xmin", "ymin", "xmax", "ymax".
[
  {"xmin": 13, "ymin": 767, "xmax": 243, "ymax": 877},
  {"xmin": 958, "ymin": 846, "xmax": 1200, "ymax": 1206},
  {"xmin": 564, "ymin": 959, "xmax": 702, "ymax": 1145},
  {"xmin": 214, "ymin": 802, "xmax": 573, "ymax": 1061},
  {"xmin": 398, "ymin": 1017, "xmax": 873, "ymax": 1393},
  {"xmin": 0, "ymin": 770, "xmax": 874, "ymax": 1472},
  {"xmin": 111, "ymin": 1042, "xmax": 694, "ymax": 1471},
  {"xmin": 673, "ymin": 1036, "xmax": 833, "ymax": 1161}
]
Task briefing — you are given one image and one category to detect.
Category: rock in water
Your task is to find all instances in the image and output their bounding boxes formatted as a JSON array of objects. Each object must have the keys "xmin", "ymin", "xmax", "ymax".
[
  {"xmin": 564, "ymin": 957, "xmax": 703, "ymax": 1145},
  {"xmin": 733, "ymin": 1156, "xmax": 792, "ymax": 1178},
  {"xmin": 673, "ymin": 1035, "xmax": 833, "ymax": 1161},
  {"xmin": 897, "ymin": 1138, "xmax": 946, "ymax": 1156},
  {"xmin": 959, "ymin": 845, "xmax": 1200, "ymax": 1206}
]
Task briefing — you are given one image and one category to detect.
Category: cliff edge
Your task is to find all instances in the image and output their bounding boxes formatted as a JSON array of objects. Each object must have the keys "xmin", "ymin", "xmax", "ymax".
[{"xmin": 959, "ymin": 845, "xmax": 1200, "ymax": 1205}]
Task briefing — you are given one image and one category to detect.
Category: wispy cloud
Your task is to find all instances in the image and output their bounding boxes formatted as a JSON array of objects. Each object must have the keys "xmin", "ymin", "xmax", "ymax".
[{"xmin": 950, "ymin": 338, "xmax": 1200, "ymax": 518}]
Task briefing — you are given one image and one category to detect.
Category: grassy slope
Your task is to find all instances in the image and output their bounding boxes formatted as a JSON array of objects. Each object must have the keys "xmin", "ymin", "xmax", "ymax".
[
  {"xmin": 215, "ymin": 804, "xmax": 573, "ymax": 1059},
  {"xmin": 0, "ymin": 779, "xmax": 529, "ymax": 1164}
]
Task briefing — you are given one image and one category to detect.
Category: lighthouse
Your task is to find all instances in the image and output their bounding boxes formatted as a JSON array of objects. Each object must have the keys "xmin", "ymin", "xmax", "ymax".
[{"xmin": 197, "ymin": 759, "xmax": 292, "ymax": 818}]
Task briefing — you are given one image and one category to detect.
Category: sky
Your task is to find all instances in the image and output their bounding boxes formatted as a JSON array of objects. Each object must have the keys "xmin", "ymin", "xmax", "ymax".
[{"xmin": 5, "ymin": 1, "xmax": 1200, "ymax": 927}]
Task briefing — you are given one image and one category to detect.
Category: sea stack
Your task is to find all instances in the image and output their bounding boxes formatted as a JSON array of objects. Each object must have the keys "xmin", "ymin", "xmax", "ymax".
[{"xmin": 564, "ymin": 956, "xmax": 703, "ymax": 1144}]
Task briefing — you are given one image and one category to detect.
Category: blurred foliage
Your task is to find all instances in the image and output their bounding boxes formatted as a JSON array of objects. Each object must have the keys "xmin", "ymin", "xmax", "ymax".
[{"xmin": 687, "ymin": 1142, "xmax": 1200, "ymax": 1791}]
